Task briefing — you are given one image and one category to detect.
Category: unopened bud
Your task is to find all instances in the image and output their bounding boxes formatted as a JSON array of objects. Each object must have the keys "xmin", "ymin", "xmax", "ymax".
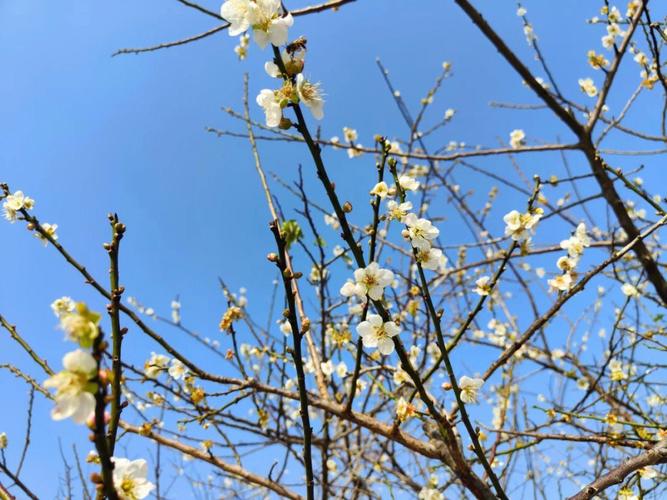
[
  {"xmin": 279, "ymin": 117, "xmax": 293, "ymax": 130},
  {"xmin": 343, "ymin": 202, "xmax": 353, "ymax": 213}
]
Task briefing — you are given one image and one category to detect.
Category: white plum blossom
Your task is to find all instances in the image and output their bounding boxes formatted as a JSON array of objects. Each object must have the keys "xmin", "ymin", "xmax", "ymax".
[
  {"xmin": 370, "ymin": 181, "xmax": 390, "ymax": 199},
  {"xmin": 221, "ymin": 0, "xmax": 293, "ymax": 49},
  {"xmin": 418, "ymin": 487, "xmax": 444, "ymax": 500},
  {"xmin": 44, "ymin": 350, "xmax": 97, "ymax": 424},
  {"xmin": 560, "ymin": 222, "xmax": 591, "ymax": 258},
  {"xmin": 34, "ymin": 222, "xmax": 58, "ymax": 246},
  {"xmin": 509, "ymin": 129, "xmax": 525, "ymax": 149},
  {"xmin": 578, "ymin": 77, "xmax": 598, "ymax": 97},
  {"xmin": 256, "ymin": 89, "xmax": 282, "ymax": 127},
  {"xmin": 416, "ymin": 247, "xmax": 446, "ymax": 271},
  {"xmin": 51, "ymin": 296, "xmax": 75, "ymax": 318},
  {"xmin": 144, "ymin": 353, "xmax": 169, "ymax": 379},
  {"xmin": 402, "ymin": 213, "xmax": 439, "ymax": 251},
  {"xmin": 398, "ymin": 175, "xmax": 420, "ymax": 192},
  {"xmin": 386, "ymin": 200, "xmax": 412, "ymax": 222},
  {"xmin": 459, "ymin": 375, "xmax": 484, "ymax": 404},
  {"xmin": 2, "ymin": 190, "xmax": 34, "ymax": 222},
  {"xmin": 168, "ymin": 359, "xmax": 186, "ymax": 380},
  {"xmin": 296, "ymin": 73, "xmax": 324, "ymax": 120},
  {"xmin": 343, "ymin": 127, "xmax": 358, "ymax": 143},
  {"xmin": 503, "ymin": 209, "xmax": 542, "ymax": 241},
  {"xmin": 340, "ymin": 262, "xmax": 394, "ymax": 301},
  {"xmin": 548, "ymin": 272, "xmax": 573, "ymax": 292},
  {"xmin": 356, "ymin": 314, "xmax": 400, "ymax": 355},
  {"xmin": 395, "ymin": 397, "xmax": 417, "ymax": 421},
  {"xmin": 111, "ymin": 457, "xmax": 156, "ymax": 499},
  {"xmin": 621, "ymin": 283, "xmax": 640, "ymax": 298},
  {"xmin": 473, "ymin": 276, "xmax": 492, "ymax": 296}
]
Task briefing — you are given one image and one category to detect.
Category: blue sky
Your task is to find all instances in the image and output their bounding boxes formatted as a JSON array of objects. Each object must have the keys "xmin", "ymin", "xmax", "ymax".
[{"xmin": 1, "ymin": 0, "xmax": 666, "ymax": 497}]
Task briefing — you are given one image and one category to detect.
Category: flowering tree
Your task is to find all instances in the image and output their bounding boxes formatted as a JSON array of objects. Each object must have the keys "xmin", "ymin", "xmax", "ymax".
[{"xmin": 2, "ymin": 0, "xmax": 667, "ymax": 498}]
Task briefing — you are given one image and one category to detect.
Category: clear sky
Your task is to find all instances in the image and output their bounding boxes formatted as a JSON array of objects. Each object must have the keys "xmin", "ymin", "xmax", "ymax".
[{"xmin": 1, "ymin": 0, "xmax": 665, "ymax": 497}]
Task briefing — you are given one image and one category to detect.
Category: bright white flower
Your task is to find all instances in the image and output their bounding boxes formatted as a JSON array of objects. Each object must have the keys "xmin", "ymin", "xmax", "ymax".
[
  {"xmin": 321, "ymin": 360, "xmax": 334, "ymax": 377},
  {"xmin": 516, "ymin": 6, "xmax": 527, "ymax": 16},
  {"xmin": 444, "ymin": 108, "xmax": 455, "ymax": 120},
  {"xmin": 247, "ymin": 0, "xmax": 293, "ymax": 48},
  {"xmin": 610, "ymin": 359, "xmax": 628, "ymax": 381},
  {"xmin": 336, "ymin": 361, "xmax": 348, "ymax": 378},
  {"xmin": 459, "ymin": 376, "xmax": 484, "ymax": 404},
  {"xmin": 347, "ymin": 145, "xmax": 364, "ymax": 158},
  {"xmin": 523, "ymin": 24, "xmax": 536, "ymax": 44},
  {"xmin": 168, "ymin": 359, "xmax": 186, "ymax": 380},
  {"xmin": 576, "ymin": 378, "xmax": 590, "ymax": 390},
  {"xmin": 51, "ymin": 297, "xmax": 75, "ymax": 318},
  {"xmin": 503, "ymin": 209, "xmax": 542, "ymax": 241},
  {"xmin": 509, "ymin": 129, "xmax": 525, "ymax": 149},
  {"xmin": 370, "ymin": 181, "xmax": 390, "ymax": 199},
  {"xmin": 386, "ymin": 200, "xmax": 412, "ymax": 222},
  {"xmin": 398, "ymin": 175, "xmax": 420, "ymax": 192},
  {"xmin": 356, "ymin": 314, "xmax": 400, "ymax": 355},
  {"xmin": 473, "ymin": 276, "xmax": 492, "ymax": 296},
  {"xmin": 144, "ymin": 353, "xmax": 169, "ymax": 379},
  {"xmin": 395, "ymin": 397, "xmax": 417, "ymax": 422},
  {"xmin": 402, "ymin": 213, "xmax": 439, "ymax": 251},
  {"xmin": 111, "ymin": 457, "xmax": 155, "ymax": 500},
  {"xmin": 621, "ymin": 283, "xmax": 640, "ymax": 298},
  {"xmin": 416, "ymin": 247, "xmax": 446, "ymax": 271},
  {"xmin": 44, "ymin": 350, "xmax": 97, "ymax": 424},
  {"xmin": 343, "ymin": 127, "xmax": 358, "ymax": 142},
  {"xmin": 221, "ymin": 0, "xmax": 252, "ymax": 36},
  {"xmin": 2, "ymin": 190, "xmax": 34, "ymax": 222},
  {"xmin": 34, "ymin": 223, "xmax": 58, "ymax": 246},
  {"xmin": 324, "ymin": 213, "xmax": 339, "ymax": 230},
  {"xmin": 556, "ymin": 256, "xmax": 578, "ymax": 272},
  {"xmin": 340, "ymin": 262, "xmax": 394, "ymax": 301},
  {"xmin": 58, "ymin": 303, "xmax": 101, "ymax": 348},
  {"xmin": 548, "ymin": 273, "xmax": 573, "ymax": 292},
  {"xmin": 296, "ymin": 73, "xmax": 324, "ymax": 120},
  {"xmin": 578, "ymin": 78, "xmax": 598, "ymax": 97},
  {"xmin": 256, "ymin": 89, "xmax": 282, "ymax": 127}
]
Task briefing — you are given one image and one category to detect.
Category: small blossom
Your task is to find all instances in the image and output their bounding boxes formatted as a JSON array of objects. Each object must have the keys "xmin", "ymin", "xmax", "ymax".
[
  {"xmin": 58, "ymin": 302, "xmax": 101, "ymax": 348},
  {"xmin": 34, "ymin": 223, "xmax": 58, "ymax": 246},
  {"xmin": 168, "ymin": 359, "xmax": 186, "ymax": 380},
  {"xmin": 2, "ymin": 190, "xmax": 34, "ymax": 222},
  {"xmin": 343, "ymin": 127, "xmax": 358, "ymax": 142},
  {"xmin": 402, "ymin": 213, "xmax": 439, "ymax": 251},
  {"xmin": 111, "ymin": 457, "xmax": 156, "ymax": 500},
  {"xmin": 370, "ymin": 181, "xmax": 390, "ymax": 199},
  {"xmin": 418, "ymin": 487, "xmax": 444, "ymax": 500},
  {"xmin": 509, "ymin": 129, "xmax": 525, "ymax": 149},
  {"xmin": 416, "ymin": 247, "xmax": 446, "ymax": 271},
  {"xmin": 548, "ymin": 272, "xmax": 573, "ymax": 292},
  {"xmin": 578, "ymin": 77, "xmax": 598, "ymax": 97},
  {"xmin": 473, "ymin": 276, "xmax": 492, "ymax": 296},
  {"xmin": 296, "ymin": 73, "xmax": 324, "ymax": 120},
  {"xmin": 621, "ymin": 283, "xmax": 640, "ymax": 298},
  {"xmin": 398, "ymin": 175, "xmax": 420, "ymax": 192},
  {"xmin": 459, "ymin": 376, "xmax": 484, "ymax": 404},
  {"xmin": 386, "ymin": 200, "xmax": 412, "ymax": 222},
  {"xmin": 356, "ymin": 314, "xmax": 400, "ymax": 355},
  {"xmin": 256, "ymin": 89, "xmax": 282, "ymax": 127},
  {"xmin": 51, "ymin": 297, "xmax": 75, "ymax": 318},
  {"xmin": 144, "ymin": 353, "xmax": 169, "ymax": 379},
  {"xmin": 340, "ymin": 262, "xmax": 394, "ymax": 301},
  {"xmin": 503, "ymin": 209, "xmax": 542, "ymax": 241},
  {"xmin": 44, "ymin": 350, "xmax": 97, "ymax": 424}
]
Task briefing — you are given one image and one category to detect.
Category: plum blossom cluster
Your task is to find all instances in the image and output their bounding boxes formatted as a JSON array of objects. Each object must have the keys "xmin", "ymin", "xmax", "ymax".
[
  {"xmin": 547, "ymin": 222, "xmax": 591, "ymax": 292},
  {"xmin": 221, "ymin": 0, "xmax": 293, "ymax": 49},
  {"xmin": 2, "ymin": 188, "xmax": 59, "ymax": 244},
  {"xmin": 43, "ymin": 296, "xmax": 156, "ymax": 496}
]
